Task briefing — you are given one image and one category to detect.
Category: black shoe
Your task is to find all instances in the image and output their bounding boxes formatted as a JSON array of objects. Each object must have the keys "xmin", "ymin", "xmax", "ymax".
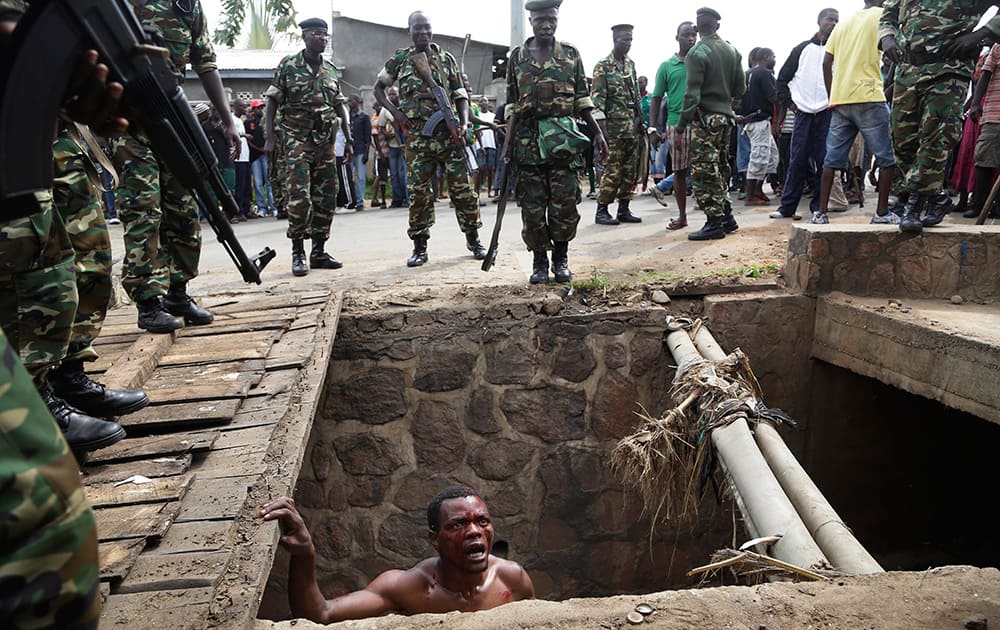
[
  {"xmin": 962, "ymin": 206, "xmax": 983, "ymax": 219},
  {"xmin": 291, "ymin": 239, "xmax": 308, "ymax": 276},
  {"xmin": 595, "ymin": 204, "xmax": 619, "ymax": 225},
  {"xmin": 137, "ymin": 297, "xmax": 183, "ymax": 333},
  {"xmin": 407, "ymin": 236, "xmax": 428, "ymax": 267},
  {"xmin": 688, "ymin": 216, "xmax": 726, "ymax": 241},
  {"xmin": 922, "ymin": 191, "xmax": 951, "ymax": 227},
  {"xmin": 529, "ymin": 250, "xmax": 549, "ymax": 284},
  {"xmin": 164, "ymin": 284, "xmax": 214, "ymax": 325},
  {"xmin": 49, "ymin": 361, "xmax": 149, "ymax": 417},
  {"xmin": 310, "ymin": 239, "xmax": 343, "ymax": 269},
  {"xmin": 40, "ymin": 382, "xmax": 126, "ymax": 453},
  {"xmin": 900, "ymin": 194, "xmax": 924, "ymax": 234},
  {"xmin": 465, "ymin": 230, "xmax": 487, "ymax": 260},
  {"xmin": 275, "ymin": 210, "xmax": 288, "ymax": 219},
  {"xmin": 551, "ymin": 241, "xmax": 572, "ymax": 283},
  {"xmin": 722, "ymin": 204, "xmax": 739, "ymax": 233},
  {"xmin": 616, "ymin": 200, "xmax": 642, "ymax": 223}
]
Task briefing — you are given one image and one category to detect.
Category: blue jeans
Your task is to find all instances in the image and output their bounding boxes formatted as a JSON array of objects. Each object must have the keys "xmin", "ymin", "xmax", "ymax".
[
  {"xmin": 250, "ymin": 155, "xmax": 276, "ymax": 215},
  {"xmin": 736, "ymin": 124, "xmax": 751, "ymax": 173},
  {"xmin": 824, "ymin": 103, "xmax": 895, "ymax": 170},
  {"xmin": 388, "ymin": 146, "xmax": 409, "ymax": 206},
  {"xmin": 654, "ymin": 141, "xmax": 669, "ymax": 176},
  {"xmin": 777, "ymin": 109, "xmax": 831, "ymax": 216},
  {"xmin": 657, "ymin": 170, "xmax": 692, "ymax": 194},
  {"xmin": 352, "ymin": 153, "xmax": 367, "ymax": 207}
]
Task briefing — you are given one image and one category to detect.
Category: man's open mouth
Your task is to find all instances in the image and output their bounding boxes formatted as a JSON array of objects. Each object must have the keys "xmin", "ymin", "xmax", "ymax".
[{"xmin": 464, "ymin": 542, "xmax": 487, "ymax": 561}]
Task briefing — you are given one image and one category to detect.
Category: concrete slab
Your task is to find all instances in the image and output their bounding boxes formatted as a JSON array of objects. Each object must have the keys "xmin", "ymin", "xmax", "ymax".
[{"xmin": 813, "ymin": 293, "xmax": 1000, "ymax": 425}]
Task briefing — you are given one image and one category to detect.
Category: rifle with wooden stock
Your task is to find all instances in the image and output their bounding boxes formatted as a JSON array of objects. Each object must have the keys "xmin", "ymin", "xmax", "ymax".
[
  {"xmin": 409, "ymin": 51, "xmax": 478, "ymax": 175},
  {"xmin": 481, "ymin": 112, "xmax": 517, "ymax": 272}
]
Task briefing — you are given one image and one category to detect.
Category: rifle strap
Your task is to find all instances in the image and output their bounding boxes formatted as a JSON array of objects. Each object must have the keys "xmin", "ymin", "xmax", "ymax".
[{"xmin": 66, "ymin": 122, "xmax": 120, "ymax": 192}]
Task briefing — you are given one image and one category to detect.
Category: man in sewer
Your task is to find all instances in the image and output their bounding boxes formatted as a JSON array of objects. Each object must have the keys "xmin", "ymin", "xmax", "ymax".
[{"xmin": 259, "ymin": 485, "xmax": 535, "ymax": 622}]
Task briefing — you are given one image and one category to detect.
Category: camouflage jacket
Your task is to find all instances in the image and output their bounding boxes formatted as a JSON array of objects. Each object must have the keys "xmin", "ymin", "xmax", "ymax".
[
  {"xmin": 505, "ymin": 39, "xmax": 594, "ymax": 165},
  {"xmin": 265, "ymin": 51, "xmax": 346, "ymax": 144},
  {"xmin": 0, "ymin": 0, "xmax": 25, "ymax": 20},
  {"xmin": 125, "ymin": 0, "xmax": 216, "ymax": 84},
  {"xmin": 376, "ymin": 43, "xmax": 468, "ymax": 127},
  {"xmin": 591, "ymin": 52, "xmax": 639, "ymax": 139},
  {"xmin": 879, "ymin": 0, "xmax": 1000, "ymax": 79}
]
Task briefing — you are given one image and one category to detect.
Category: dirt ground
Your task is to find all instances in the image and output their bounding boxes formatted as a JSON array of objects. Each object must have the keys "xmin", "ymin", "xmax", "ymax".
[{"xmin": 255, "ymin": 566, "xmax": 999, "ymax": 629}]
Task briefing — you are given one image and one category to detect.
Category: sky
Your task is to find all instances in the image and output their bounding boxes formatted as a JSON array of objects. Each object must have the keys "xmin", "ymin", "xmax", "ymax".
[{"xmin": 201, "ymin": 1, "xmax": 998, "ymax": 88}]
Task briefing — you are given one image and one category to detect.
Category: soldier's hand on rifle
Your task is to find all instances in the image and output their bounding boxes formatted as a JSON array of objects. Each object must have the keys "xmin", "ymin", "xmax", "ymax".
[
  {"xmin": 594, "ymin": 132, "xmax": 609, "ymax": 164},
  {"xmin": 880, "ymin": 35, "xmax": 903, "ymax": 65},
  {"xmin": 946, "ymin": 29, "xmax": 990, "ymax": 60},
  {"xmin": 633, "ymin": 114, "xmax": 644, "ymax": 136},
  {"xmin": 64, "ymin": 49, "xmax": 128, "ymax": 136}
]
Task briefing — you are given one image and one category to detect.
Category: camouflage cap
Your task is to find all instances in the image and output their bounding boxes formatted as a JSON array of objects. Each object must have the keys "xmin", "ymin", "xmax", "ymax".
[
  {"xmin": 696, "ymin": 7, "xmax": 721, "ymax": 20},
  {"xmin": 298, "ymin": 17, "xmax": 328, "ymax": 30},
  {"xmin": 525, "ymin": 0, "xmax": 562, "ymax": 11}
]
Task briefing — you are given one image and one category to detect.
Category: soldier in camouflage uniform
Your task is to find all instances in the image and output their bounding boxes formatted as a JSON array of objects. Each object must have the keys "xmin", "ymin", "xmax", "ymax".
[
  {"xmin": 880, "ymin": 0, "xmax": 1000, "ymax": 232},
  {"xmin": 592, "ymin": 24, "xmax": 644, "ymax": 226},
  {"xmin": 264, "ymin": 17, "xmax": 352, "ymax": 277},
  {"xmin": 111, "ymin": 0, "xmax": 237, "ymax": 332},
  {"xmin": 0, "ymin": 329, "xmax": 103, "ymax": 629},
  {"xmin": 676, "ymin": 7, "xmax": 745, "ymax": 241},
  {"xmin": 374, "ymin": 11, "xmax": 487, "ymax": 268},
  {"xmin": 507, "ymin": 0, "xmax": 609, "ymax": 284}
]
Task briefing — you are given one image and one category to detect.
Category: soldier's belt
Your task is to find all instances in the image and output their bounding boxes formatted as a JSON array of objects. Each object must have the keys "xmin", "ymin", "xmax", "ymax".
[
  {"xmin": 901, "ymin": 50, "xmax": 963, "ymax": 66},
  {"xmin": 413, "ymin": 92, "xmax": 436, "ymax": 100}
]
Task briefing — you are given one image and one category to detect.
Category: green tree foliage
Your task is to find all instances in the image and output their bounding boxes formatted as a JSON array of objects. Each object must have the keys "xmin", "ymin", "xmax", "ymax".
[{"xmin": 214, "ymin": 0, "xmax": 297, "ymax": 48}]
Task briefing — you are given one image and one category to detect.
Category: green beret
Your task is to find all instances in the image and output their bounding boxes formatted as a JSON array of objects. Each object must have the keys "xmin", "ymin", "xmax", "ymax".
[
  {"xmin": 611, "ymin": 24, "xmax": 634, "ymax": 32},
  {"xmin": 298, "ymin": 17, "xmax": 328, "ymax": 30},
  {"xmin": 525, "ymin": 0, "xmax": 562, "ymax": 11},
  {"xmin": 696, "ymin": 7, "xmax": 721, "ymax": 20}
]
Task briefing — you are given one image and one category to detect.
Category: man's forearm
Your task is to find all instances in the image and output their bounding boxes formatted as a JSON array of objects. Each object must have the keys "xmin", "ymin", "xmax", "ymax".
[
  {"xmin": 200, "ymin": 69, "xmax": 233, "ymax": 127},
  {"xmin": 288, "ymin": 550, "xmax": 331, "ymax": 623},
  {"xmin": 649, "ymin": 96, "xmax": 663, "ymax": 130}
]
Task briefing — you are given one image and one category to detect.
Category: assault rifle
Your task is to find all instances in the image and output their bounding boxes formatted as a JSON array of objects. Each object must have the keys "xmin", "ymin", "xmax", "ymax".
[
  {"xmin": 481, "ymin": 112, "xmax": 517, "ymax": 272},
  {"xmin": 624, "ymin": 75, "xmax": 649, "ymax": 191},
  {"xmin": 409, "ymin": 51, "xmax": 478, "ymax": 174},
  {"xmin": 0, "ymin": 0, "xmax": 274, "ymax": 283}
]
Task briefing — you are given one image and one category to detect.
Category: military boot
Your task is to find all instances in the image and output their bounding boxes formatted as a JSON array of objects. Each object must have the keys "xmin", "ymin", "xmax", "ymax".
[
  {"xmin": 310, "ymin": 238, "xmax": 343, "ymax": 269},
  {"xmin": 616, "ymin": 199, "xmax": 642, "ymax": 223},
  {"xmin": 529, "ymin": 250, "xmax": 549, "ymax": 284},
  {"xmin": 595, "ymin": 203, "xmax": 619, "ymax": 225},
  {"xmin": 49, "ymin": 360, "xmax": 149, "ymax": 417},
  {"xmin": 291, "ymin": 239, "xmax": 308, "ymax": 276},
  {"xmin": 899, "ymin": 194, "xmax": 925, "ymax": 233},
  {"xmin": 164, "ymin": 282, "xmax": 214, "ymax": 325},
  {"xmin": 688, "ymin": 216, "xmax": 726, "ymax": 241},
  {"xmin": 407, "ymin": 236, "xmax": 429, "ymax": 267},
  {"xmin": 39, "ymin": 381, "xmax": 126, "ymax": 453},
  {"xmin": 722, "ymin": 203, "xmax": 739, "ymax": 233},
  {"xmin": 137, "ymin": 296, "xmax": 183, "ymax": 333},
  {"xmin": 551, "ymin": 241, "xmax": 572, "ymax": 283},
  {"xmin": 465, "ymin": 230, "xmax": 487, "ymax": 260},
  {"xmin": 921, "ymin": 190, "xmax": 952, "ymax": 227}
]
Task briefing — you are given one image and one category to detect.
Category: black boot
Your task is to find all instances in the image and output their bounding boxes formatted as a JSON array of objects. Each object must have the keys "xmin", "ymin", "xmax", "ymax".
[
  {"xmin": 688, "ymin": 216, "xmax": 726, "ymax": 241},
  {"xmin": 722, "ymin": 203, "xmax": 739, "ymax": 233},
  {"xmin": 616, "ymin": 199, "xmax": 642, "ymax": 223},
  {"xmin": 595, "ymin": 203, "xmax": 619, "ymax": 225},
  {"xmin": 291, "ymin": 239, "xmax": 308, "ymax": 276},
  {"xmin": 465, "ymin": 230, "xmax": 487, "ymax": 260},
  {"xmin": 39, "ymin": 381, "xmax": 125, "ymax": 453},
  {"xmin": 899, "ymin": 194, "xmax": 924, "ymax": 233},
  {"xmin": 310, "ymin": 238, "xmax": 343, "ymax": 269},
  {"xmin": 137, "ymin": 297, "xmax": 183, "ymax": 333},
  {"xmin": 551, "ymin": 241, "xmax": 572, "ymax": 283},
  {"xmin": 164, "ymin": 283, "xmax": 214, "ymax": 325},
  {"xmin": 49, "ymin": 360, "xmax": 149, "ymax": 417},
  {"xmin": 529, "ymin": 249, "xmax": 549, "ymax": 284},
  {"xmin": 921, "ymin": 190, "xmax": 951, "ymax": 227},
  {"xmin": 407, "ymin": 236, "xmax": 429, "ymax": 267}
]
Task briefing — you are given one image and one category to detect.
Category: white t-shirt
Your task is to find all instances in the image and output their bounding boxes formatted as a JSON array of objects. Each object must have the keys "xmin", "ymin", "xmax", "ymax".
[
  {"xmin": 478, "ymin": 111, "xmax": 496, "ymax": 150},
  {"xmin": 234, "ymin": 116, "xmax": 249, "ymax": 162},
  {"xmin": 335, "ymin": 128, "xmax": 346, "ymax": 157}
]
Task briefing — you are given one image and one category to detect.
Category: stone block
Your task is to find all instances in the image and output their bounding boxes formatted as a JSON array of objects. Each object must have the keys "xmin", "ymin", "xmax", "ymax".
[
  {"xmin": 378, "ymin": 512, "xmax": 429, "ymax": 558},
  {"xmin": 328, "ymin": 367, "xmax": 406, "ymax": 425},
  {"xmin": 333, "ymin": 433, "xmax": 404, "ymax": 476},
  {"xmin": 347, "ymin": 475, "xmax": 391, "ymax": 507},
  {"xmin": 412, "ymin": 400, "xmax": 466, "ymax": 472},
  {"xmin": 538, "ymin": 514, "xmax": 577, "ymax": 551},
  {"xmin": 294, "ymin": 479, "xmax": 326, "ymax": 508},
  {"xmin": 385, "ymin": 339, "xmax": 416, "ymax": 361},
  {"xmin": 394, "ymin": 472, "xmax": 458, "ymax": 512},
  {"xmin": 312, "ymin": 520, "xmax": 351, "ymax": 561},
  {"xmin": 591, "ymin": 320, "xmax": 626, "ymax": 335},
  {"xmin": 629, "ymin": 333, "xmax": 663, "ymax": 377},
  {"xmin": 467, "ymin": 439, "xmax": 533, "ymax": 480},
  {"xmin": 484, "ymin": 334, "xmax": 538, "ymax": 385},
  {"xmin": 465, "ymin": 386, "xmax": 500, "ymax": 434},
  {"xmin": 591, "ymin": 370, "xmax": 641, "ymax": 440},
  {"xmin": 310, "ymin": 438, "xmax": 332, "ymax": 481},
  {"xmin": 500, "ymin": 387, "xmax": 586, "ymax": 443},
  {"xmin": 552, "ymin": 338, "xmax": 596, "ymax": 383},
  {"xmin": 413, "ymin": 348, "xmax": 475, "ymax": 392},
  {"xmin": 604, "ymin": 342, "xmax": 626, "ymax": 369}
]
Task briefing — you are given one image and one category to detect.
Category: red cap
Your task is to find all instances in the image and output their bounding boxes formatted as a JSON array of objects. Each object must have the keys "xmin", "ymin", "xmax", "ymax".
[{"xmin": 250, "ymin": 99, "xmax": 264, "ymax": 108}]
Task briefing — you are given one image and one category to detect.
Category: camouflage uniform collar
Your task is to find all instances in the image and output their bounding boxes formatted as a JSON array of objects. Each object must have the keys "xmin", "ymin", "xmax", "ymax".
[
  {"xmin": 296, "ymin": 49, "xmax": 325, "ymax": 65},
  {"xmin": 602, "ymin": 51, "xmax": 633, "ymax": 66},
  {"xmin": 521, "ymin": 38, "xmax": 567, "ymax": 64},
  {"xmin": 409, "ymin": 42, "xmax": 443, "ymax": 56}
]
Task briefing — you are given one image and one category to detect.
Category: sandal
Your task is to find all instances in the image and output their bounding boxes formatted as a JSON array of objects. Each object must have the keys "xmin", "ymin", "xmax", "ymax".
[{"xmin": 666, "ymin": 218, "xmax": 688, "ymax": 230}]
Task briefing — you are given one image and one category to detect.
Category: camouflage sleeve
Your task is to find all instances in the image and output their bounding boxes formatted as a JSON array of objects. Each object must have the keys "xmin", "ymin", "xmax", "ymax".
[
  {"xmin": 263, "ymin": 58, "xmax": 288, "ymax": 104},
  {"xmin": 572, "ymin": 50, "xmax": 594, "ymax": 115},
  {"xmin": 329, "ymin": 73, "xmax": 348, "ymax": 106},
  {"xmin": 505, "ymin": 47, "xmax": 520, "ymax": 108},
  {"xmin": 188, "ymin": 0, "xmax": 218, "ymax": 75},
  {"xmin": 591, "ymin": 59, "xmax": 608, "ymax": 121},
  {"xmin": 376, "ymin": 49, "xmax": 405, "ymax": 87},
  {"xmin": 877, "ymin": 0, "xmax": 900, "ymax": 45},
  {"xmin": 443, "ymin": 51, "xmax": 469, "ymax": 102}
]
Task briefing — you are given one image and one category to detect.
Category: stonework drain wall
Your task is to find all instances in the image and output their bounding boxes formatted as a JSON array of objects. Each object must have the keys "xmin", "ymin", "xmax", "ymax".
[{"xmin": 259, "ymin": 294, "xmax": 817, "ymax": 620}]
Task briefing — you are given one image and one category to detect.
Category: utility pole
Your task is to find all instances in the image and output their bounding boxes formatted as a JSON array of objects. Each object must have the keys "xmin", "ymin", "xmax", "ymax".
[{"xmin": 510, "ymin": 0, "xmax": 524, "ymax": 49}]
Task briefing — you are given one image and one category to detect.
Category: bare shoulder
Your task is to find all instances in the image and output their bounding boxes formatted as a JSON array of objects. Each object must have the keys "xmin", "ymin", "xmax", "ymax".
[{"xmin": 493, "ymin": 557, "xmax": 535, "ymax": 599}]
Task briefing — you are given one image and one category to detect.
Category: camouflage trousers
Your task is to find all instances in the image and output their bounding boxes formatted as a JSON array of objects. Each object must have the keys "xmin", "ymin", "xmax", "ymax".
[
  {"xmin": 270, "ymin": 131, "xmax": 288, "ymax": 212},
  {"xmin": 596, "ymin": 135, "xmax": 639, "ymax": 204},
  {"xmin": 282, "ymin": 135, "xmax": 337, "ymax": 241},
  {"xmin": 0, "ymin": 328, "xmax": 101, "ymax": 629},
  {"xmin": 0, "ymin": 205, "xmax": 77, "ymax": 383},
  {"xmin": 404, "ymin": 130, "xmax": 481, "ymax": 240},
  {"xmin": 891, "ymin": 66, "xmax": 966, "ymax": 195},
  {"xmin": 53, "ymin": 129, "xmax": 112, "ymax": 364},
  {"xmin": 110, "ymin": 132, "xmax": 201, "ymax": 302},
  {"xmin": 516, "ymin": 162, "xmax": 582, "ymax": 251},
  {"xmin": 690, "ymin": 114, "xmax": 734, "ymax": 218}
]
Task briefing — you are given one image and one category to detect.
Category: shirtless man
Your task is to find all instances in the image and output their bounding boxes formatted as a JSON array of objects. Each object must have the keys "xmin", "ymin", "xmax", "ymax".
[{"xmin": 259, "ymin": 485, "xmax": 535, "ymax": 622}]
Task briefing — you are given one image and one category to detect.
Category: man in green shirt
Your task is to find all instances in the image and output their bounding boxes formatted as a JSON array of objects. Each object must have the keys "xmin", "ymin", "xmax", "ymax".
[{"xmin": 676, "ymin": 7, "xmax": 745, "ymax": 241}]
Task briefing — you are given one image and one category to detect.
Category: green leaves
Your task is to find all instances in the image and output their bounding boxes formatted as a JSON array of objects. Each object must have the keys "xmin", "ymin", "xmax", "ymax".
[{"xmin": 213, "ymin": 0, "xmax": 297, "ymax": 49}]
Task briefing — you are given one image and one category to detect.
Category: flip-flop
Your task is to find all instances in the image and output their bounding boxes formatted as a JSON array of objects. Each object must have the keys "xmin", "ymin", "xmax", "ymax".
[{"xmin": 666, "ymin": 218, "xmax": 688, "ymax": 230}]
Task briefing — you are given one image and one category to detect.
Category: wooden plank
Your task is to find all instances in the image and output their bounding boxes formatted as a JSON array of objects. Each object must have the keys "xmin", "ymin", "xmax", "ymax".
[
  {"xmin": 209, "ymin": 295, "xmax": 302, "ymax": 314},
  {"xmin": 175, "ymin": 318, "xmax": 291, "ymax": 337},
  {"xmin": 89, "ymin": 344, "xmax": 132, "ymax": 373},
  {"xmin": 99, "ymin": 538, "xmax": 146, "ymax": 582},
  {"xmin": 210, "ymin": 306, "xmax": 299, "ymax": 321},
  {"xmin": 159, "ymin": 331, "xmax": 278, "ymax": 366},
  {"xmin": 82, "ymin": 455, "xmax": 191, "ymax": 486},
  {"xmin": 118, "ymin": 398, "xmax": 240, "ymax": 432},
  {"xmin": 211, "ymin": 424, "xmax": 276, "ymax": 450},
  {"xmin": 101, "ymin": 332, "xmax": 176, "ymax": 391},
  {"xmin": 175, "ymin": 476, "xmax": 254, "ymax": 522},
  {"xmin": 93, "ymin": 501, "xmax": 181, "ymax": 542},
  {"xmin": 245, "ymin": 368, "xmax": 296, "ymax": 398},
  {"xmin": 102, "ymin": 587, "xmax": 213, "ymax": 628},
  {"xmin": 116, "ymin": 550, "xmax": 232, "ymax": 594},
  {"xmin": 145, "ymin": 381, "xmax": 253, "ymax": 405},
  {"xmin": 195, "ymin": 447, "xmax": 267, "ymax": 480},
  {"xmin": 93, "ymin": 332, "xmax": 142, "ymax": 347},
  {"xmin": 87, "ymin": 431, "xmax": 218, "ymax": 464},
  {"xmin": 85, "ymin": 472, "xmax": 195, "ymax": 509},
  {"xmin": 154, "ymin": 520, "xmax": 234, "ymax": 555}
]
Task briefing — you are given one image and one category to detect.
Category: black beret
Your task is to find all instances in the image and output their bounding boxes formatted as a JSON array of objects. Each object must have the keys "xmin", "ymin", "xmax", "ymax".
[
  {"xmin": 611, "ymin": 24, "xmax": 634, "ymax": 32},
  {"xmin": 525, "ymin": 0, "xmax": 562, "ymax": 11},
  {"xmin": 696, "ymin": 7, "xmax": 721, "ymax": 20},
  {"xmin": 298, "ymin": 17, "xmax": 328, "ymax": 30}
]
